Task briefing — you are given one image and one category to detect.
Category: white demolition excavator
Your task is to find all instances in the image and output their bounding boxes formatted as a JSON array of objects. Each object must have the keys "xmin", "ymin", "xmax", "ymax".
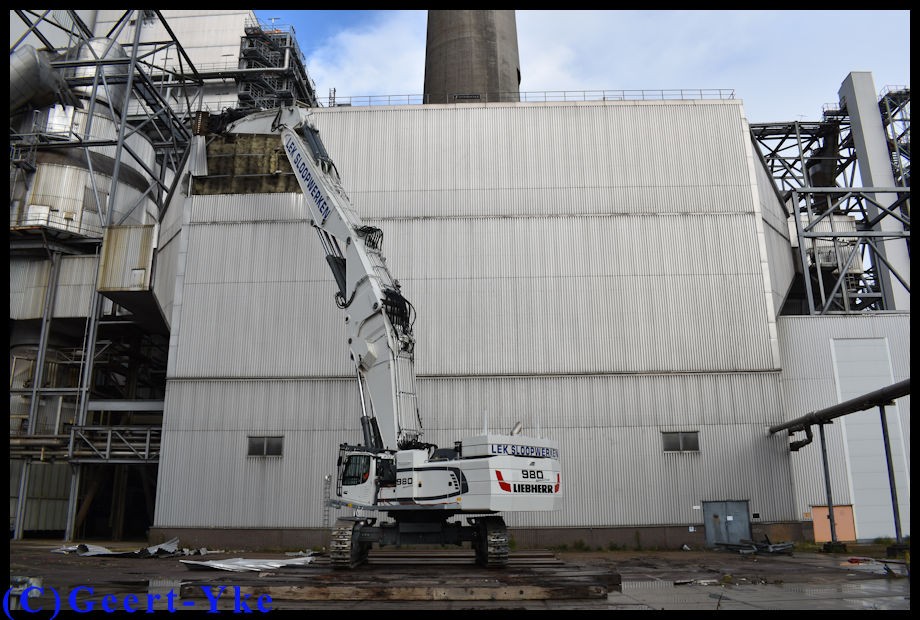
[{"xmin": 224, "ymin": 105, "xmax": 562, "ymax": 568}]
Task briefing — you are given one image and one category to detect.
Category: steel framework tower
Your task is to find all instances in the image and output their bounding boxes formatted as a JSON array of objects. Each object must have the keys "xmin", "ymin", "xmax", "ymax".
[
  {"xmin": 10, "ymin": 10, "xmax": 321, "ymax": 540},
  {"xmin": 9, "ymin": 9, "xmax": 201, "ymax": 541},
  {"xmin": 751, "ymin": 74, "xmax": 910, "ymax": 315}
]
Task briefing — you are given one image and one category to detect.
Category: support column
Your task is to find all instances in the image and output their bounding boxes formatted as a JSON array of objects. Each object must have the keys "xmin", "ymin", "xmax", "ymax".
[
  {"xmin": 28, "ymin": 251, "xmax": 62, "ymax": 435},
  {"xmin": 838, "ymin": 72, "xmax": 910, "ymax": 311},
  {"xmin": 64, "ymin": 464, "xmax": 82, "ymax": 541},
  {"xmin": 13, "ymin": 461, "xmax": 32, "ymax": 540},
  {"xmin": 818, "ymin": 423, "xmax": 845, "ymax": 552},
  {"xmin": 877, "ymin": 404, "xmax": 906, "ymax": 557}
]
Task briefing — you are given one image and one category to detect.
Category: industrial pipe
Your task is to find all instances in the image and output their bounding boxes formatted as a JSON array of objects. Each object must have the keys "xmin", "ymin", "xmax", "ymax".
[{"xmin": 769, "ymin": 378, "xmax": 910, "ymax": 435}]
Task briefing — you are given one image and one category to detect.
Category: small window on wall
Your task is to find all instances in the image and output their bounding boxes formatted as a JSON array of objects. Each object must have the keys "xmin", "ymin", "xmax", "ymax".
[
  {"xmin": 248, "ymin": 436, "xmax": 284, "ymax": 457},
  {"xmin": 662, "ymin": 431, "xmax": 699, "ymax": 452}
]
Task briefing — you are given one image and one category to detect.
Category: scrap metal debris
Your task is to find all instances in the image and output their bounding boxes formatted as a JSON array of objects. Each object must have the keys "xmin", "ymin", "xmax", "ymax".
[
  {"xmin": 714, "ymin": 542, "xmax": 758, "ymax": 555},
  {"xmin": 674, "ymin": 576, "xmax": 764, "ymax": 587},
  {"xmin": 179, "ymin": 556, "xmax": 316, "ymax": 572},
  {"xmin": 715, "ymin": 536, "xmax": 794, "ymax": 556},
  {"xmin": 50, "ymin": 538, "xmax": 217, "ymax": 558}
]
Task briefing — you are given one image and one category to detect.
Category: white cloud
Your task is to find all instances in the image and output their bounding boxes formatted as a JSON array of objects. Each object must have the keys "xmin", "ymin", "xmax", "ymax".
[
  {"xmin": 298, "ymin": 9, "xmax": 908, "ymax": 122},
  {"xmin": 306, "ymin": 10, "xmax": 427, "ymax": 102},
  {"xmin": 517, "ymin": 10, "xmax": 909, "ymax": 122}
]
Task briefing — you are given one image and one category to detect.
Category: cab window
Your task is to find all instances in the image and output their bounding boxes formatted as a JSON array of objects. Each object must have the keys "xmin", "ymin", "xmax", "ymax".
[{"xmin": 342, "ymin": 454, "xmax": 371, "ymax": 486}]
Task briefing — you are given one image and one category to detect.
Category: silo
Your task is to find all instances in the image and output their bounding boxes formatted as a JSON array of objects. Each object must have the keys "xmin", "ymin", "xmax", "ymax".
[
  {"xmin": 19, "ymin": 105, "xmax": 157, "ymax": 230},
  {"xmin": 10, "ymin": 37, "xmax": 157, "ymax": 235},
  {"xmin": 66, "ymin": 38, "xmax": 130, "ymax": 114},
  {"xmin": 423, "ymin": 10, "xmax": 521, "ymax": 104}
]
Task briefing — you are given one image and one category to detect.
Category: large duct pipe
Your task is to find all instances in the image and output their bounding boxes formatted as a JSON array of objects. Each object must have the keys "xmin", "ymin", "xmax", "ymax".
[
  {"xmin": 9, "ymin": 44, "xmax": 67, "ymax": 113},
  {"xmin": 10, "ymin": 37, "xmax": 128, "ymax": 116}
]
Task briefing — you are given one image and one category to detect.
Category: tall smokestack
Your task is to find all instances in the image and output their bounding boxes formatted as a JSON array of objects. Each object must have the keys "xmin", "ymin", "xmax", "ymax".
[{"xmin": 423, "ymin": 10, "xmax": 521, "ymax": 104}]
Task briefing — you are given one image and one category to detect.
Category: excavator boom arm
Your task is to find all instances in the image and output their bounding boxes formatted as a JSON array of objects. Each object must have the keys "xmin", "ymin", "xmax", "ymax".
[{"xmin": 249, "ymin": 108, "xmax": 423, "ymax": 451}]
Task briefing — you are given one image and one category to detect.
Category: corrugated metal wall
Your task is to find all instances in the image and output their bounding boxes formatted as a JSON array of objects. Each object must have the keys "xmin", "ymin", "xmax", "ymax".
[
  {"xmin": 27, "ymin": 164, "xmax": 88, "ymax": 218},
  {"xmin": 390, "ymin": 214, "xmax": 775, "ymax": 375},
  {"xmin": 420, "ymin": 372, "xmax": 793, "ymax": 527},
  {"xmin": 167, "ymin": 194, "xmax": 347, "ymax": 379},
  {"xmin": 156, "ymin": 372, "xmax": 792, "ymax": 528},
  {"xmin": 168, "ymin": 201, "xmax": 776, "ymax": 378},
  {"xmin": 156, "ymin": 100, "xmax": 798, "ymax": 530},
  {"xmin": 9, "ymin": 461, "xmax": 71, "ymax": 531},
  {"xmin": 9, "ymin": 256, "xmax": 97, "ymax": 319},
  {"xmin": 154, "ymin": 233, "xmax": 180, "ymax": 330},
  {"xmin": 313, "ymin": 101, "xmax": 753, "ymax": 219},
  {"xmin": 750, "ymin": 139, "xmax": 795, "ymax": 314},
  {"xmin": 154, "ymin": 186, "xmax": 188, "ymax": 329},
  {"xmin": 54, "ymin": 256, "xmax": 97, "ymax": 317},
  {"xmin": 776, "ymin": 314, "xmax": 911, "ymax": 527},
  {"xmin": 95, "ymin": 10, "xmax": 254, "ymax": 70},
  {"xmin": 25, "ymin": 162, "xmax": 157, "ymax": 231},
  {"xmin": 98, "ymin": 225, "xmax": 156, "ymax": 291},
  {"xmin": 155, "ymin": 378, "xmax": 358, "ymax": 527},
  {"xmin": 9, "ymin": 258, "xmax": 50, "ymax": 320}
]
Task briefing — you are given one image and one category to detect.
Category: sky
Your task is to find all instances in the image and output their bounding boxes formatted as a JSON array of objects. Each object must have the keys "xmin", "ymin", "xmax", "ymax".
[{"xmin": 254, "ymin": 9, "xmax": 910, "ymax": 124}]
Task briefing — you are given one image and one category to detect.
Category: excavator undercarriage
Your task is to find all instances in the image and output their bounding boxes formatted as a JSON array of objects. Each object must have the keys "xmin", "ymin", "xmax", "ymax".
[{"xmin": 329, "ymin": 515, "xmax": 509, "ymax": 569}]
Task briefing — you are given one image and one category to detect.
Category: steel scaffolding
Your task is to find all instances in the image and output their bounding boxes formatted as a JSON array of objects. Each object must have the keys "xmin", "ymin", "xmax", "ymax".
[
  {"xmin": 9, "ymin": 9, "xmax": 201, "ymax": 541},
  {"xmin": 751, "ymin": 85, "xmax": 910, "ymax": 315}
]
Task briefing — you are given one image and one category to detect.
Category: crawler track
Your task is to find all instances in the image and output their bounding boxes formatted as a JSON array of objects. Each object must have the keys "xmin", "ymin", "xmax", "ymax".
[
  {"xmin": 474, "ymin": 516, "xmax": 510, "ymax": 568},
  {"xmin": 329, "ymin": 518, "xmax": 369, "ymax": 569}
]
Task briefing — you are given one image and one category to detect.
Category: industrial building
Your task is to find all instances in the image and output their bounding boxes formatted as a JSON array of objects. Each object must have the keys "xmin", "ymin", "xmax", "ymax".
[{"xmin": 9, "ymin": 10, "xmax": 910, "ymax": 551}]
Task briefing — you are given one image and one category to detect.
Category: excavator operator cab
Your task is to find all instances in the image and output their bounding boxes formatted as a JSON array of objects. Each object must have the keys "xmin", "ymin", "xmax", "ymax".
[{"xmin": 336, "ymin": 448, "xmax": 378, "ymax": 506}]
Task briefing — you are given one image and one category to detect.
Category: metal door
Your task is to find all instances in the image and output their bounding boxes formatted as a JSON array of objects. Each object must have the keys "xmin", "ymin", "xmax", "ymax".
[{"xmin": 702, "ymin": 500, "xmax": 751, "ymax": 546}]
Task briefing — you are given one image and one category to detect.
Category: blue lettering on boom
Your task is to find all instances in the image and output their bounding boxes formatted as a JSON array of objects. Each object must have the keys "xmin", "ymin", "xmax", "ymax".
[{"xmin": 284, "ymin": 133, "xmax": 331, "ymax": 220}]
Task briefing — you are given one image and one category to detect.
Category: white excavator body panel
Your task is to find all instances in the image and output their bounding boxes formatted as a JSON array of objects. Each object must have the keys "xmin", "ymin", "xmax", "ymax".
[{"xmin": 335, "ymin": 436, "xmax": 562, "ymax": 513}]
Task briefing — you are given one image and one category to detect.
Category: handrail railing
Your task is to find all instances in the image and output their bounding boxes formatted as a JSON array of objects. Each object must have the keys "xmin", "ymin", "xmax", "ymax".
[
  {"xmin": 317, "ymin": 88, "xmax": 736, "ymax": 108},
  {"xmin": 69, "ymin": 425, "xmax": 161, "ymax": 462},
  {"xmin": 10, "ymin": 211, "xmax": 104, "ymax": 238}
]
